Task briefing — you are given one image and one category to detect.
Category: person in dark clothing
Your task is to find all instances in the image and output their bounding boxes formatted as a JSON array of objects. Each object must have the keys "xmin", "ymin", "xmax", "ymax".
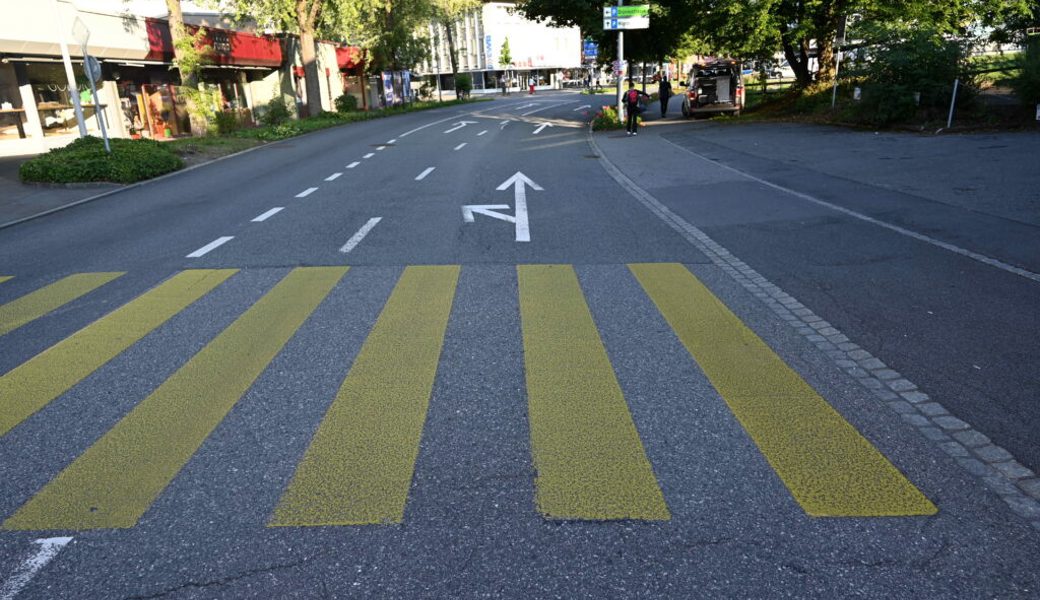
[
  {"xmin": 623, "ymin": 80, "xmax": 649, "ymax": 135},
  {"xmin": 658, "ymin": 76, "xmax": 672, "ymax": 117}
]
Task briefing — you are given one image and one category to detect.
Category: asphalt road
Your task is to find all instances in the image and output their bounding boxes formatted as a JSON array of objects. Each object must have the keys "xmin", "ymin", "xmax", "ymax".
[{"xmin": 0, "ymin": 91, "xmax": 1038, "ymax": 599}]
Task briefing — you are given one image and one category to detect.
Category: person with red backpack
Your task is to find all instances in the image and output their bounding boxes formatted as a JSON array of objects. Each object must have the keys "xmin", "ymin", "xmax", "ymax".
[{"xmin": 623, "ymin": 80, "xmax": 650, "ymax": 136}]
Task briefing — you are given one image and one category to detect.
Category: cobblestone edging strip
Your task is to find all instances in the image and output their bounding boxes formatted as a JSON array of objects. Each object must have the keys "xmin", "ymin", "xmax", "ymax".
[{"xmin": 587, "ymin": 128, "xmax": 1040, "ymax": 532}]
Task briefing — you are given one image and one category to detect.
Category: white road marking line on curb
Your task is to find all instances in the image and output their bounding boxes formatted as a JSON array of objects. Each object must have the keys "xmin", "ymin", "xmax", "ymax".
[
  {"xmin": 661, "ymin": 137, "xmax": 1040, "ymax": 285},
  {"xmin": 454, "ymin": 143, "xmax": 467, "ymax": 151},
  {"xmin": 346, "ymin": 161, "xmax": 360, "ymax": 169},
  {"xmin": 387, "ymin": 139, "xmax": 397, "ymax": 144},
  {"xmin": 296, "ymin": 187, "xmax": 318, "ymax": 198},
  {"xmin": 325, "ymin": 172, "xmax": 342, "ymax": 181},
  {"xmin": 363, "ymin": 153, "xmax": 375, "ymax": 159},
  {"xmin": 252, "ymin": 207, "xmax": 284, "ymax": 222},
  {"xmin": 477, "ymin": 130, "xmax": 488, "ymax": 136},
  {"xmin": 399, "ymin": 113, "xmax": 470, "ymax": 138},
  {"xmin": 339, "ymin": 217, "xmax": 382, "ymax": 253},
  {"xmin": 415, "ymin": 167, "xmax": 436, "ymax": 181},
  {"xmin": 0, "ymin": 537, "xmax": 73, "ymax": 600},
  {"xmin": 186, "ymin": 236, "xmax": 234, "ymax": 258}
]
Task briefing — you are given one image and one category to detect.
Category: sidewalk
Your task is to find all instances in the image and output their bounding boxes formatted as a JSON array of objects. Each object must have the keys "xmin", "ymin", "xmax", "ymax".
[{"xmin": 0, "ymin": 153, "xmax": 119, "ymax": 229}]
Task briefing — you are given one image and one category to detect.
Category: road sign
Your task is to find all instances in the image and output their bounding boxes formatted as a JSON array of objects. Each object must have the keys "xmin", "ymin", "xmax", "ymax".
[
  {"xmin": 583, "ymin": 40, "xmax": 599, "ymax": 59},
  {"xmin": 602, "ymin": 5, "xmax": 650, "ymax": 30},
  {"xmin": 82, "ymin": 55, "xmax": 101, "ymax": 84}
]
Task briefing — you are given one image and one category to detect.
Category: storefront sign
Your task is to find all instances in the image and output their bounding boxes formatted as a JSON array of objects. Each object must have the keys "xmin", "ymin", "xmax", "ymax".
[{"xmin": 382, "ymin": 71, "xmax": 395, "ymax": 106}]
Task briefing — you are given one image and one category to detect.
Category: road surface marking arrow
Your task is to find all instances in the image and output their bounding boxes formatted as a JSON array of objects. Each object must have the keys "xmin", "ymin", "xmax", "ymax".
[
  {"xmin": 500, "ymin": 120, "xmax": 510, "ymax": 129},
  {"xmin": 573, "ymin": 104, "xmax": 592, "ymax": 111},
  {"xmin": 496, "ymin": 171, "xmax": 543, "ymax": 242},
  {"xmin": 532, "ymin": 123, "xmax": 553, "ymax": 135},
  {"xmin": 462, "ymin": 204, "xmax": 514, "ymax": 223},
  {"xmin": 443, "ymin": 120, "xmax": 477, "ymax": 133}
]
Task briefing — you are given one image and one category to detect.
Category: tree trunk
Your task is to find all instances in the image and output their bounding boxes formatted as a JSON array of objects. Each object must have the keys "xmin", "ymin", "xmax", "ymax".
[
  {"xmin": 814, "ymin": 0, "xmax": 847, "ymax": 85},
  {"xmin": 781, "ymin": 33, "xmax": 813, "ymax": 88},
  {"xmin": 444, "ymin": 22, "xmax": 460, "ymax": 96},
  {"xmin": 165, "ymin": 0, "xmax": 196, "ymax": 89},
  {"xmin": 296, "ymin": 0, "xmax": 323, "ymax": 118}
]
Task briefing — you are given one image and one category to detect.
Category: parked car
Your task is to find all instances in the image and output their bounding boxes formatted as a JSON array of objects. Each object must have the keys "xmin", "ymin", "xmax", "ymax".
[{"xmin": 681, "ymin": 59, "xmax": 745, "ymax": 118}]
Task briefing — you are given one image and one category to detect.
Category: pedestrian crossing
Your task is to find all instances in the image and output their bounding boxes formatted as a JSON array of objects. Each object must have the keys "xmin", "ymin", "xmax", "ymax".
[{"xmin": 0, "ymin": 264, "xmax": 937, "ymax": 532}]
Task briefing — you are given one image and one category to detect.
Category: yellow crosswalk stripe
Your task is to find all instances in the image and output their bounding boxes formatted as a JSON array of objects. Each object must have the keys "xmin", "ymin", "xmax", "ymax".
[
  {"xmin": 630, "ymin": 263, "xmax": 937, "ymax": 517},
  {"xmin": 270, "ymin": 266, "xmax": 459, "ymax": 527},
  {"xmin": 0, "ymin": 272, "xmax": 123, "ymax": 336},
  {"xmin": 0, "ymin": 269, "xmax": 236, "ymax": 439},
  {"xmin": 0, "ymin": 276, "xmax": 12, "ymax": 285},
  {"xmin": 517, "ymin": 265, "xmax": 670, "ymax": 521},
  {"xmin": 3, "ymin": 267, "xmax": 346, "ymax": 531}
]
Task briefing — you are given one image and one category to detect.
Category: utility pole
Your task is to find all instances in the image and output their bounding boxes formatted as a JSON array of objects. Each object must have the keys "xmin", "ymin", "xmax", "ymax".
[
  {"xmin": 431, "ymin": 23, "xmax": 443, "ymax": 102},
  {"xmin": 831, "ymin": 13, "xmax": 847, "ymax": 109},
  {"xmin": 55, "ymin": 0, "xmax": 87, "ymax": 137},
  {"xmin": 615, "ymin": 0, "xmax": 624, "ymax": 122}
]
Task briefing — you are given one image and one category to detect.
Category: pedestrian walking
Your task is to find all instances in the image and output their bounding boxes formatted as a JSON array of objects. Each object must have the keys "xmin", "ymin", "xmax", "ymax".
[
  {"xmin": 529, "ymin": 76, "xmax": 536, "ymax": 95},
  {"xmin": 658, "ymin": 76, "xmax": 672, "ymax": 118},
  {"xmin": 623, "ymin": 80, "xmax": 650, "ymax": 136}
]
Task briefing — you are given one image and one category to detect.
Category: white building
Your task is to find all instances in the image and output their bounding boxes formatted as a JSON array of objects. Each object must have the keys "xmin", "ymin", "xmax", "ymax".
[{"xmin": 420, "ymin": 2, "xmax": 582, "ymax": 94}]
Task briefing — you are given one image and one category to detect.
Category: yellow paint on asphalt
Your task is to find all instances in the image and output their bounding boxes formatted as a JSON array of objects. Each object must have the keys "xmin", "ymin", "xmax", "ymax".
[
  {"xmin": 0, "ymin": 269, "xmax": 236, "ymax": 438},
  {"xmin": 0, "ymin": 272, "xmax": 123, "ymax": 337},
  {"xmin": 270, "ymin": 266, "xmax": 459, "ymax": 527},
  {"xmin": 629, "ymin": 263, "xmax": 937, "ymax": 517},
  {"xmin": 3, "ymin": 267, "xmax": 345, "ymax": 531},
  {"xmin": 0, "ymin": 276, "xmax": 12, "ymax": 285},
  {"xmin": 518, "ymin": 265, "xmax": 670, "ymax": 521}
]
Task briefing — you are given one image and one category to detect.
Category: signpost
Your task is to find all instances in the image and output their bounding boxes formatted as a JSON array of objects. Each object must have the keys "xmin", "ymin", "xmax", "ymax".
[
  {"xmin": 82, "ymin": 55, "xmax": 111, "ymax": 153},
  {"xmin": 604, "ymin": 4, "xmax": 650, "ymax": 123}
]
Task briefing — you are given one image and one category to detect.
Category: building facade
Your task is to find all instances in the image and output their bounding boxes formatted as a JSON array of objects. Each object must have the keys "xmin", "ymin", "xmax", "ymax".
[{"xmin": 419, "ymin": 2, "xmax": 582, "ymax": 94}]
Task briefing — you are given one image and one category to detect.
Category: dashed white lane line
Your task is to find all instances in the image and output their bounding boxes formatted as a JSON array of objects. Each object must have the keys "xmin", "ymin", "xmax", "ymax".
[
  {"xmin": 387, "ymin": 139, "xmax": 397, "ymax": 144},
  {"xmin": 376, "ymin": 146, "xmax": 387, "ymax": 151},
  {"xmin": 521, "ymin": 101, "xmax": 572, "ymax": 116},
  {"xmin": 0, "ymin": 537, "xmax": 73, "ymax": 600},
  {"xmin": 346, "ymin": 161, "xmax": 360, "ymax": 169},
  {"xmin": 477, "ymin": 130, "xmax": 488, "ymax": 136},
  {"xmin": 296, "ymin": 187, "xmax": 318, "ymax": 198},
  {"xmin": 415, "ymin": 167, "xmax": 436, "ymax": 181},
  {"xmin": 187, "ymin": 236, "xmax": 234, "ymax": 258},
  {"xmin": 363, "ymin": 153, "xmax": 375, "ymax": 159},
  {"xmin": 325, "ymin": 172, "xmax": 342, "ymax": 181},
  {"xmin": 339, "ymin": 217, "xmax": 382, "ymax": 254},
  {"xmin": 500, "ymin": 120, "xmax": 510, "ymax": 129},
  {"xmin": 454, "ymin": 143, "xmax": 467, "ymax": 151},
  {"xmin": 251, "ymin": 207, "xmax": 284, "ymax": 222},
  {"xmin": 399, "ymin": 113, "xmax": 470, "ymax": 138}
]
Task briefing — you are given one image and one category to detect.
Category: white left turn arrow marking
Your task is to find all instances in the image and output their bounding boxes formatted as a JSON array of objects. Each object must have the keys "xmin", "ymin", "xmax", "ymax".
[
  {"xmin": 532, "ymin": 122, "xmax": 553, "ymax": 135},
  {"xmin": 443, "ymin": 120, "xmax": 477, "ymax": 133},
  {"xmin": 462, "ymin": 204, "xmax": 514, "ymax": 223}
]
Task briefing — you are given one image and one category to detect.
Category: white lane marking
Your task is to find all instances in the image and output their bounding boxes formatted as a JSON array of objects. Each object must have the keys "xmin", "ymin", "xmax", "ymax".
[
  {"xmin": 0, "ymin": 537, "xmax": 73, "ymax": 600},
  {"xmin": 415, "ymin": 167, "xmax": 436, "ymax": 181},
  {"xmin": 532, "ymin": 123, "xmax": 553, "ymax": 135},
  {"xmin": 339, "ymin": 218, "xmax": 382, "ymax": 254},
  {"xmin": 573, "ymin": 104, "xmax": 592, "ymax": 111},
  {"xmin": 443, "ymin": 120, "xmax": 477, "ymax": 134},
  {"xmin": 500, "ymin": 120, "xmax": 510, "ymax": 129},
  {"xmin": 186, "ymin": 236, "xmax": 234, "ymax": 258},
  {"xmin": 362, "ymin": 153, "xmax": 375, "ymax": 159},
  {"xmin": 454, "ymin": 143, "xmax": 467, "ymax": 151},
  {"xmin": 496, "ymin": 171, "xmax": 542, "ymax": 243},
  {"xmin": 376, "ymin": 146, "xmax": 387, "ymax": 151},
  {"xmin": 296, "ymin": 187, "xmax": 318, "ymax": 198},
  {"xmin": 661, "ymin": 137, "xmax": 1040, "ymax": 285},
  {"xmin": 462, "ymin": 204, "xmax": 513, "ymax": 223},
  {"xmin": 251, "ymin": 207, "xmax": 284, "ymax": 222},
  {"xmin": 477, "ymin": 130, "xmax": 488, "ymax": 136},
  {"xmin": 325, "ymin": 172, "xmax": 342, "ymax": 181},
  {"xmin": 399, "ymin": 113, "xmax": 470, "ymax": 138},
  {"xmin": 522, "ymin": 102, "xmax": 572, "ymax": 116},
  {"xmin": 346, "ymin": 161, "xmax": 360, "ymax": 169}
]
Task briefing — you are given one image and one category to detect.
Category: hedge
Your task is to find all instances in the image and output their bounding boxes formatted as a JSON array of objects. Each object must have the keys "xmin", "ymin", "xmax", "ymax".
[{"xmin": 19, "ymin": 136, "xmax": 184, "ymax": 184}]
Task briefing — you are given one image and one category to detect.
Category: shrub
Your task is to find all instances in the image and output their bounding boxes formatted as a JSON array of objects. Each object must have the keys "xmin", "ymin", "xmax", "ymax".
[
  {"xmin": 259, "ymin": 98, "xmax": 293, "ymax": 126},
  {"xmin": 335, "ymin": 94, "xmax": 359, "ymax": 113},
  {"xmin": 19, "ymin": 136, "xmax": 183, "ymax": 184},
  {"xmin": 213, "ymin": 111, "xmax": 240, "ymax": 135},
  {"xmin": 1012, "ymin": 40, "xmax": 1040, "ymax": 106},
  {"xmin": 591, "ymin": 106, "xmax": 624, "ymax": 130},
  {"xmin": 455, "ymin": 73, "xmax": 473, "ymax": 98}
]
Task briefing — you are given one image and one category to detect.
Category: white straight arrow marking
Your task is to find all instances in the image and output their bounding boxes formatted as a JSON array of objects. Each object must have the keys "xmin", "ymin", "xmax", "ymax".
[
  {"xmin": 443, "ymin": 120, "xmax": 477, "ymax": 133},
  {"xmin": 496, "ymin": 171, "xmax": 543, "ymax": 242},
  {"xmin": 532, "ymin": 122, "xmax": 553, "ymax": 135},
  {"xmin": 339, "ymin": 218, "xmax": 382, "ymax": 253},
  {"xmin": 0, "ymin": 537, "xmax": 73, "ymax": 600},
  {"xmin": 462, "ymin": 205, "xmax": 514, "ymax": 223}
]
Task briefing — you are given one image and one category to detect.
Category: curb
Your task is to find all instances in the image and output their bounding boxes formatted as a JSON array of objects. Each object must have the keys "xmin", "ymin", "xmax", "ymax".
[{"xmin": 587, "ymin": 123, "xmax": 1040, "ymax": 532}]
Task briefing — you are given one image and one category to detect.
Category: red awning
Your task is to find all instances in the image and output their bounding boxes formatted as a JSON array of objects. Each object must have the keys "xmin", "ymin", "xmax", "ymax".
[
  {"xmin": 145, "ymin": 20, "xmax": 282, "ymax": 68},
  {"xmin": 335, "ymin": 46, "xmax": 363, "ymax": 71}
]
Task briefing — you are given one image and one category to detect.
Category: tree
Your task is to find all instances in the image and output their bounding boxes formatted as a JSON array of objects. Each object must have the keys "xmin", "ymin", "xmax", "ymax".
[
  {"xmin": 499, "ymin": 36, "xmax": 512, "ymax": 67},
  {"xmin": 429, "ymin": 0, "xmax": 483, "ymax": 96},
  {"xmin": 165, "ymin": 0, "xmax": 199, "ymax": 89},
  {"xmin": 346, "ymin": 0, "xmax": 431, "ymax": 73}
]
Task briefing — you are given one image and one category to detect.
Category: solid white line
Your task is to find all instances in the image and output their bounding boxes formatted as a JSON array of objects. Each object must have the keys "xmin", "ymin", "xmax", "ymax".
[
  {"xmin": 415, "ymin": 167, "xmax": 436, "ymax": 181},
  {"xmin": 0, "ymin": 537, "xmax": 73, "ymax": 600},
  {"xmin": 325, "ymin": 172, "xmax": 342, "ymax": 181},
  {"xmin": 186, "ymin": 236, "xmax": 234, "ymax": 258},
  {"xmin": 339, "ymin": 217, "xmax": 382, "ymax": 253},
  {"xmin": 661, "ymin": 137, "xmax": 1040, "ymax": 284},
  {"xmin": 251, "ymin": 207, "xmax": 284, "ymax": 222},
  {"xmin": 522, "ymin": 102, "xmax": 572, "ymax": 116},
  {"xmin": 477, "ymin": 130, "xmax": 488, "ymax": 136},
  {"xmin": 346, "ymin": 161, "xmax": 360, "ymax": 169},
  {"xmin": 363, "ymin": 153, "xmax": 375, "ymax": 159},
  {"xmin": 454, "ymin": 143, "xmax": 467, "ymax": 151},
  {"xmin": 399, "ymin": 113, "xmax": 470, "ymax": 138},
  {"xmin": 387, "ymin": 139, "xmax": 397, "ymax": 144},
  {"xmin": 296, "ymin": 187, "xmax": 318, "ymax": 198}
]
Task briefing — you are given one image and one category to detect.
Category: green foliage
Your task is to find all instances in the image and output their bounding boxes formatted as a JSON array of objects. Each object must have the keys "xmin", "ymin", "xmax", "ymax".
[
  {"xmin": 591, "ymin": 106, "xmax": 624, "ymax": 130},
  {"xmin": 214, "ymin": 111, "xmax": 240, "ymax": 135},
  {"xmin": 335, "ymin": 94, "xmax": 360, "ymax": 112},
  {"xmin": 19, "ymin": 136, "xmax": 183, "ymax": 184},
  {"xmin": 1012, "ymin": 39, "xmax": 1040, "ymax": 105},
  {"xmin": 499, "ymin": 37, "xmax": 512, "ymax": 66},
  {"xmin": 259, "ymin": 98, "xmax": 294, "ymax": 126},
  {"xmin": 171, "ymin": 26, "xmax": 212, "ymax": 86},
  {"xmin": 455, "ymin": 73, "xmax": 473, "ymax": 94}
]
